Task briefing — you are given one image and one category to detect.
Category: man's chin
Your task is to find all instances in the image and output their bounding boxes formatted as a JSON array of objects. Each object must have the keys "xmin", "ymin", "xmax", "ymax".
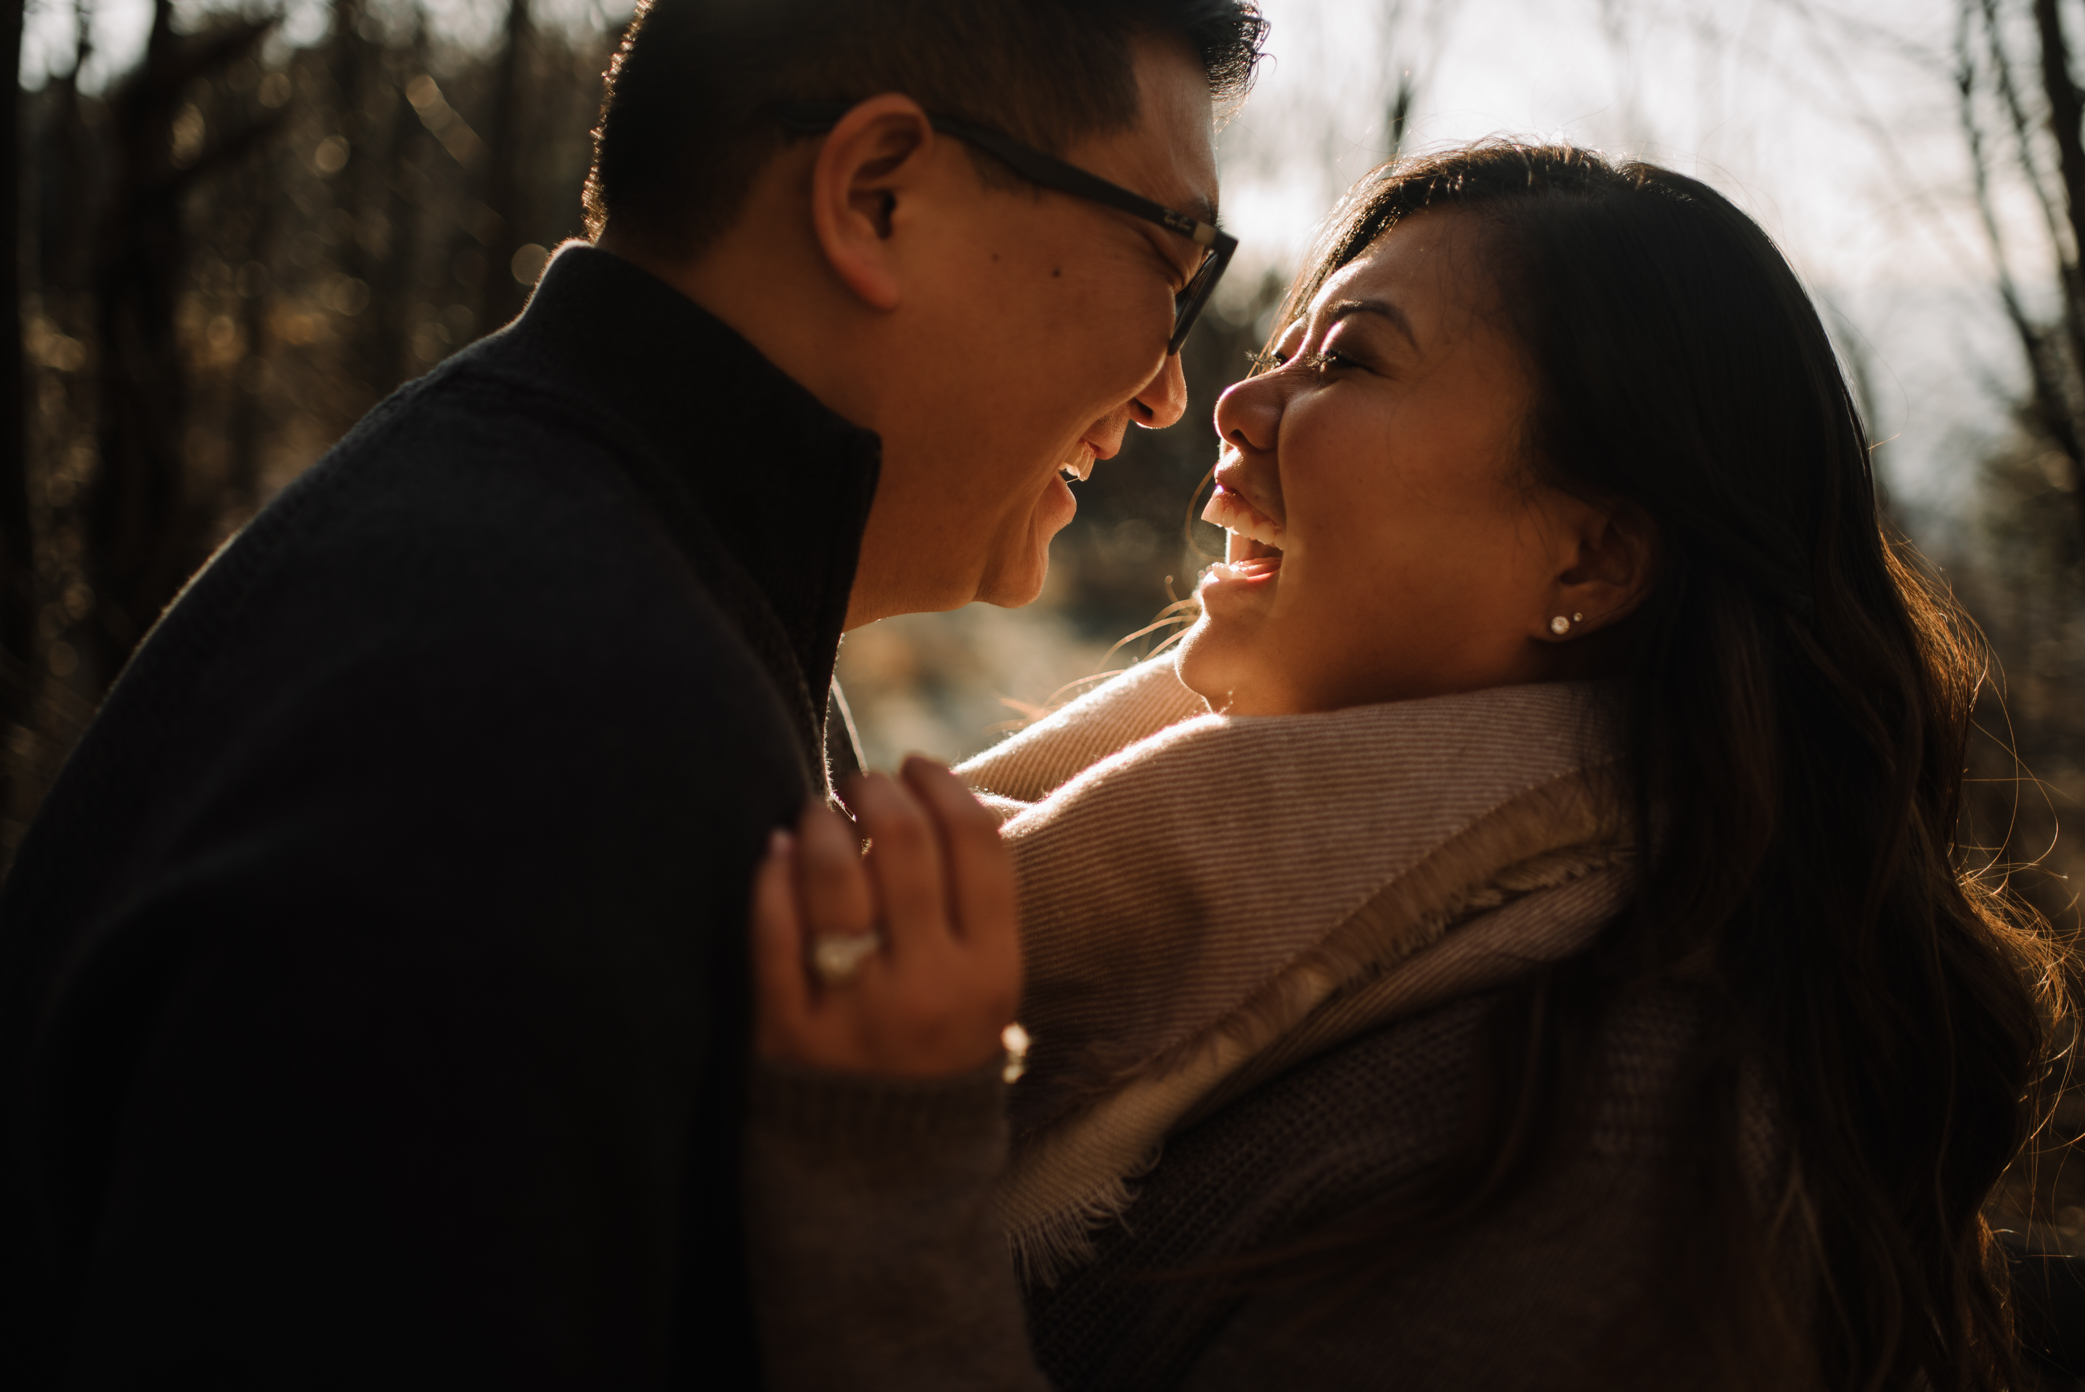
[
  {"xmin": 976, "ymin": 557, "xmax": 1050, "ymax": 609},
  {"xmin": 976, "ymin": 495, "xmax": 1076, "ymax": 608}
]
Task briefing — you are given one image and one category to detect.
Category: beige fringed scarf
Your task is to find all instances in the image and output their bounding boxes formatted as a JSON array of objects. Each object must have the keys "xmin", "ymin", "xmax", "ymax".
[{"xmin": 954, "ymin": 657, "xmax": 1637, "ymax": 1284}]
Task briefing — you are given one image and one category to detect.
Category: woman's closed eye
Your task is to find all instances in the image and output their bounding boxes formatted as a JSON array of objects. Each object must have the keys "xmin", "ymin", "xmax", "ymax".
[
  {"xmin": 1295, "ymin": 347, "xmax": 1365, "ymax": 378},
  {"xmin": 1249, "ymin": 345, "xmax": 1357, "ymax": 377},
  {"xmin": 1250, "ymin": 323, "xmax": 1312, "ymax": 376}
]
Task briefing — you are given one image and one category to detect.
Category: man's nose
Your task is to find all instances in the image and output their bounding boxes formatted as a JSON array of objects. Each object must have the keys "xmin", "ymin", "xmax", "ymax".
[
  {"xmin": 1129, "ymin": 351, "xmax": 1189, "ymax": 430},
  {"xmin": 1213, "ymin": 372, "xmax": 1280, "ymax": 455}
]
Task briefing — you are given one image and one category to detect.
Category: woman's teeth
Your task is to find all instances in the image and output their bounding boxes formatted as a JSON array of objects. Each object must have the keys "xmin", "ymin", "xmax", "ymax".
[
  {"xmin": 1201, "ymin": 485, "xmax": 1283, "ymax": 548},
  {"xmin": 1199, "ymin": 553, "xmax": 1283, "ymax": 589},
  {"xmin": 1060, "ymin": 450, "xmax": 1095, "ymax": 482}
]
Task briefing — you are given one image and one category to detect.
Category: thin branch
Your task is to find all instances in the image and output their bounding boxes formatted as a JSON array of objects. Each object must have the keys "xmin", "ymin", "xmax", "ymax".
[
  {"xmin": 1762, "ymin": 0, "xmax": 1955, "ymax": 75},
  {"xmin": 1959, "ymin": 0, "xmax": 2085, "ymax": 467},
  {"xmin": 2031, "ymin": 0, "xmax": 2085, "ymax": 514},
  {"xmin": 1736, "ymin": 0, "xmax": 1988, "ymax": 274},
  {"xmin": 1978, "ymin": 0, "xmax": 2074, "ymax": 286}
]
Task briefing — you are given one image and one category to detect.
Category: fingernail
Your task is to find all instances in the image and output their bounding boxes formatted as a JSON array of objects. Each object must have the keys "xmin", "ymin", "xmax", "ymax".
[{"xmin": 768, "ymin": 828, "xmax": 793, "ymax": 858}]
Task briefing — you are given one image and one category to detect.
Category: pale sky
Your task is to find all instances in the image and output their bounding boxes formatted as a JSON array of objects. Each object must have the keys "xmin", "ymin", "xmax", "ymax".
[
  {"xmin": 1221, "ymin": 0, "xmax": 1979, "ymax": 292},
  {"xmin": 25, "ymin": 0, "xmax": 2035, "ymax": 513},
  {"xmin": 1216, "ymin": 0, "xmax": 2021, "ymax": 518}
]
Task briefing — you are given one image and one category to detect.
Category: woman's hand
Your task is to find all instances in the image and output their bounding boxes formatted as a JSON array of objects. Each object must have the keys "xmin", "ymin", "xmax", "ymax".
[{"xmin": 751, "ymin": 756, "xmax": 1021, "ymax": 1077}]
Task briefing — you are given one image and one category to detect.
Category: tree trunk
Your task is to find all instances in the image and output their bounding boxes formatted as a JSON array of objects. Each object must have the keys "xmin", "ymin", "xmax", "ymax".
[
  {"xmin": 84, "ymin": 2, "xmax": 276, "ymax": 686},
  {"xmin": 479, "ymin": 0, "xmax": 531, "ymax": 331},
  {"xmin": 0, "ymin": 0, "xmax": 34, "ymax": 717},
  {"xmin": 86, "ymin": 0, "xmax": 194, "ymax": 688},
  {"xmin": 2031, "ymin": 0, "xmax": 2085, "ymax": 526}
]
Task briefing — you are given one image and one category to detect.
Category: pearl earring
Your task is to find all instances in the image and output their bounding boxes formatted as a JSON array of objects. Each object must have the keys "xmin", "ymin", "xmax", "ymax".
[{"xmin": 1548, "ymin": 612, "xmax": 1584, "ymax": 636}]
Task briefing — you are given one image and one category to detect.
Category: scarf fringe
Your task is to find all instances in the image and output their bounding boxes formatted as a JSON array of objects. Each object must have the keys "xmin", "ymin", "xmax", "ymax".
[
  {"xmin": 1001, "ymin": 855, "xmax": 1633, "ymax": 1284},
  {"xmin": 1007, "ymin": 1147, "xmax": 1163, "ymax": 1288}
]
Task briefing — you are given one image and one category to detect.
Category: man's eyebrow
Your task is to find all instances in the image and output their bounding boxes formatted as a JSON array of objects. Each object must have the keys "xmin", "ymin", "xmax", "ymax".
[{"xmin": 1323, "ymin": 297, "xmax": 1419, "ymax": 349}]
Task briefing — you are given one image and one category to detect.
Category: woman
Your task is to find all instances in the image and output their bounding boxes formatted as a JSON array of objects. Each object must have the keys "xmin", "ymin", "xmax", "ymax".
[{"xmin": 743, "ymin": 142, "xmax": 2071, "ymax": 1390}]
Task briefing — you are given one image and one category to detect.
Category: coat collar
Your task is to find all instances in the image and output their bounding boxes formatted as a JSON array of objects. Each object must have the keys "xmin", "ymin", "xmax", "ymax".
[{"xmin": 481, "ymin": 244, "xmax": 882, "ymax": 775}]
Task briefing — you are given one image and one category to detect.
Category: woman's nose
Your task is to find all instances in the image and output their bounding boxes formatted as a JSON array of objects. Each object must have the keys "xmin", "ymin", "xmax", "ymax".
[{"xmin": 1213, "ymin": 372, "xmax": 1282, "ymax": 455}]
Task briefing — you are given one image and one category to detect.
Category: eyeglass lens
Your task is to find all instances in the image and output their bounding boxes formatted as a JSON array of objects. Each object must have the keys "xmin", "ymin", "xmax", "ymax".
[{"xmin": 1170, "ymin": 250, "xmax": 1225, "ymax": 354}]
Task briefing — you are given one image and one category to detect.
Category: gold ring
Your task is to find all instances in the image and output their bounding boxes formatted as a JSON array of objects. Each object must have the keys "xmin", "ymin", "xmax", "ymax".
[{"xmin": 809, "ymin": 931, "xmax": 884, "ymax": 986}]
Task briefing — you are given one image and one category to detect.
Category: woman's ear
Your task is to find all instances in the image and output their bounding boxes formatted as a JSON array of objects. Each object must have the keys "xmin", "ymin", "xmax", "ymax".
[
  {"xmin": 1538, "ymin": 497, "xmax": 1662, "ymax": 641},
  {"xmin": 806, "ymin": 95, "xmax": 937, "ymax": 312}
]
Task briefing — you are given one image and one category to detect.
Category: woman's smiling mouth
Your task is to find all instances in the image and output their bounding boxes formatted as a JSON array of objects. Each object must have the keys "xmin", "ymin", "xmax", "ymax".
[
  {"xmin": 1202, "ymin": 482, "xmax": 1283, "ymax": 549},
  {"xmin": 1200, "ymin": 483, "xmax": 1284, "ymax": 588}
]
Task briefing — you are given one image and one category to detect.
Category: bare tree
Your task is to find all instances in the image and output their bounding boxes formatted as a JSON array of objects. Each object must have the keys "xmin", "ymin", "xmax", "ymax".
[
  {"xmin": 479, "ymin": 0, "xmax": 532, "ymax": 330},
  {"xmin": 1386, "ymin": 67, "xmax": 1416, "ymax": 160},
  {"xmin": 0, "ymin": 0, "xmax": 33, "ymax": 735},
  {"xmin": 1955, "ymin": 0, "xmax": 2085, "ymax": 547},
  {"xmin": 83, "ymin": 0, "xmax": 277, "ymax": 686}
]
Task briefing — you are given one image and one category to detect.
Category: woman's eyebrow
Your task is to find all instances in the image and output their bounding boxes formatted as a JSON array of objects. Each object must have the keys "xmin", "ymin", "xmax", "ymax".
[{"xmin": 1322, "ymin": 297, "xmax": 1420, "ymax": 350}]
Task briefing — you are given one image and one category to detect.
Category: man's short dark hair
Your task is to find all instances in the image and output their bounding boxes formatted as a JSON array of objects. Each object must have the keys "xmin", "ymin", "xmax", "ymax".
[{"xmin": 584, "ymin": 0, "xmax": 1267, "ymax": 256}]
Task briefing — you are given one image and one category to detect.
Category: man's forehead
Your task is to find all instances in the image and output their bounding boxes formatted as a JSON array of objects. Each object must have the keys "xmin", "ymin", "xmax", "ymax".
[
  {"xmin": 1053, "ymin": 35, "xmax": 1219, "ymax": 220},
  {"xmin": 1136, "ymin": 39, "xmax": 1222, "ymax": 218}
]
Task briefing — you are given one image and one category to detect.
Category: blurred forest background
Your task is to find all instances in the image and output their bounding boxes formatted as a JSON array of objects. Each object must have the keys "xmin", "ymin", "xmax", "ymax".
[{"xmin": 5, "ymin": 0, "xmax": 2085, "ymax": 1316}]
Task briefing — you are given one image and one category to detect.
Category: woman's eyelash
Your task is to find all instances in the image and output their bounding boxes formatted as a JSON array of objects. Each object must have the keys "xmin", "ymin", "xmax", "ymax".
[{"xmin": 1249, "ymin": 348, "xmax": 1345, "ymax": 376}]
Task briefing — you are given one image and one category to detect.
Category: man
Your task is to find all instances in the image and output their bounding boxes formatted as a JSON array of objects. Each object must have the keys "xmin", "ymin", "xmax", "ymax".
[{"xmin": 0, "ymin": 0, "xmax": 1263, "ymax": 1385}]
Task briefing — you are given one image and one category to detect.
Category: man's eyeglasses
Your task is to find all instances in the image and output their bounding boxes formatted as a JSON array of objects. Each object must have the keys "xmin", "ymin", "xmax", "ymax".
[{"xmin": 775, "ymin": 103, "xmax": 1236, "ymax": 356}]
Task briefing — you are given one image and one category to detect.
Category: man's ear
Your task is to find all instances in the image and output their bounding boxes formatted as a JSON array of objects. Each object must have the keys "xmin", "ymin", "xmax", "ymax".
[
  {"xmin": 807, "ymin": 95, "xmax": 938, "ymax": 312},
  {"xmin": 1537, "ymin": 496, "xmax": 1662, "ymax": 640}
]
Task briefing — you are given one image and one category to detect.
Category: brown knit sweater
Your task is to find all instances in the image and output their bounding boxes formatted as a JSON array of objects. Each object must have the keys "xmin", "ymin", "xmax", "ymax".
[
  {"xmin": 748, "ymin": 983, "xmax": 1698, "ymax": 1391},
  {"xmin": 745, "ymin": 665, "xmax": 1696, "ymax": 1390}
]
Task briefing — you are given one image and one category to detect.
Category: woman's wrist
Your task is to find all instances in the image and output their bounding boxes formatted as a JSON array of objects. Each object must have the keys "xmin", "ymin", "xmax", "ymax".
[{"xmin": 750, "ymin": 1055, "xmax": 1009, "ymax": 1149}]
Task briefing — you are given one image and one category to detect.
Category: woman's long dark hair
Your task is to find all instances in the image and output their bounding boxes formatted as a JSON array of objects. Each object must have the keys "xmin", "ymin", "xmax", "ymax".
[{"xmin": 1275, "ymin": 144, "xmax": 2071, "ymax": 1390}]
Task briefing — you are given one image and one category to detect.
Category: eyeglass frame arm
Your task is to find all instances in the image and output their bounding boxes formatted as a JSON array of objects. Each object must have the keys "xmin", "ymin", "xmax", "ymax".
[{"xmin": 774, "ymin": 102, "xmax": 1238, "ymax": 354}]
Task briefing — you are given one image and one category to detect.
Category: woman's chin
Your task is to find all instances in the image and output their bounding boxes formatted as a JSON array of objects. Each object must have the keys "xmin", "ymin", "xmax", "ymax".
[{"xmin": 1176, "ymin": 617, "xmax": 1253, "ymax": 710}]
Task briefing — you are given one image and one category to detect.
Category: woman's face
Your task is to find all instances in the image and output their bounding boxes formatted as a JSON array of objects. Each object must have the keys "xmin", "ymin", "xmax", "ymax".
[{"xmin": 1178, "ymin": 208, "xmax": 1631, "ymax": 716}]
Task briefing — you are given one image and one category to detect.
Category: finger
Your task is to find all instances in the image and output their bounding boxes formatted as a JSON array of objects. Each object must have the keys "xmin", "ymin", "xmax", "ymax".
[
  {"xmin": 750, "ymin": 829, "xmax": 811, "ymax": 1054},
  {"xmin": 901, "ymin": 756, "xmax": 1018, "ymax": 947},
  {"xmin": 795, "ymin": 795, "xmax": 875, "ymax": 943},
  {"xmin": 847, "ymin": 771, "xmax": 950, "ymax": 960}
]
